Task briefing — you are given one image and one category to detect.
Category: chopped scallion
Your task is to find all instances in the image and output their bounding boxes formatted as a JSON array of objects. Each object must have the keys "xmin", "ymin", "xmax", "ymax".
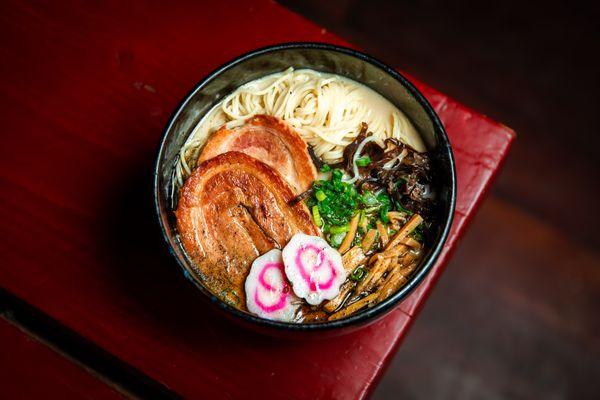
[
  {"xmin": 358, "ymin": 210, "xmax": 367, "ymax": 228},
  {"xmin": 312, "ymin": 205, "xmax": 323, "ymax": 227},
  {"xmin": 329, "ymin": 224, "xmax": 349, "ymax": 234},
  {"xmin": 350, "ymin": 267, "xmax": 366, "ymax": 282},
  {"xmin": 315, "ymin": 190, "xmax": 327, "ymax": 202},
  {"xmin": 355, "ymin": 156, "xmax": 372, "ymax": 167},
  {"xmin": 329, "ymin": 232, "xmax": 346, "ymax": 248}
]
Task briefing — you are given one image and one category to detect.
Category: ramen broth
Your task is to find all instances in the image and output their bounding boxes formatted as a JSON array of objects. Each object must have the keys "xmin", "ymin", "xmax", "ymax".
[{"xmin": 174, "ymin": 68, "xmax": 436, "ymax": 323}]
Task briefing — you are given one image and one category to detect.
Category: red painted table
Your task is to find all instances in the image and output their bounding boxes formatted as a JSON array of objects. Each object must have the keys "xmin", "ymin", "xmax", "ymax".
[
  {"xmin": 0, "ymin": 318, "xmax": 123, "ymax": 399},
  {"xmin": 0, "ymin": 1, "xmax": 514, "ymax": 398}
]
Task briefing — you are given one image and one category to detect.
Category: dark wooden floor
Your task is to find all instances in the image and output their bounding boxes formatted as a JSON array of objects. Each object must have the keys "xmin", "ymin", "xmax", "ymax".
[{"xmin": 281, "ymin": 1, "xmax": 600, "ymax": 398}]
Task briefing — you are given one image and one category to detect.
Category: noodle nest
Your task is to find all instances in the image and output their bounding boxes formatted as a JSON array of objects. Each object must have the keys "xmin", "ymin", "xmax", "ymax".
[{"xmin": 174, "ymin": 68, "xmax": 424, "ymax": 188}]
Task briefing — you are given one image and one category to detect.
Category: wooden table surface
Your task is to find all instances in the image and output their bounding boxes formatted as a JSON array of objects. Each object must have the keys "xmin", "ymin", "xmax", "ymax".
[
  {"xmin": 0, "ymin": 318, "xmax": 124, "ymax": 399},
  {"xmin": 0, "ymin": 1, "xmax": 514, "ymax": 398}
]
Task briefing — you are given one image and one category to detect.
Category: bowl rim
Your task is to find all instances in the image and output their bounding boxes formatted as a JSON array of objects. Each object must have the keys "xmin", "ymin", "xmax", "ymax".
[{"xmin": 154, "ymin": 42, "xmax": 456, "ymax": 332}]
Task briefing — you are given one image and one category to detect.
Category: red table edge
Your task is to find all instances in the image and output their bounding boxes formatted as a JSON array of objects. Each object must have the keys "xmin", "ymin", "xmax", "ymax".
[
  {"xmin": 407, "ymin": 80, "xmax": 517, "ymax": 318},
  {"xmin": 365, "ymin": 75, "xmax": 517, "ymax": 396},
  {"xmin": 368, "ymin": 146, "xmax": 515, "ymax": 398}
]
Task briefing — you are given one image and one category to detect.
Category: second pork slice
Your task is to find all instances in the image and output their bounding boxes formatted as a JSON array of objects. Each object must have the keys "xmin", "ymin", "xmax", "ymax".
[{"xmin": 198, "ymin": 115, "xmax": 317, "ymax": 194}]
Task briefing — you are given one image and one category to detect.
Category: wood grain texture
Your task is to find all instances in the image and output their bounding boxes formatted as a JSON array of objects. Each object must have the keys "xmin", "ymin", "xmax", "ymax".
[
  {"xmin": 0, "ymin": 317, "xmax": 123, "ymax": 399},
  {"xmin": 0, "ymin": 0, "xmax": 513, "ymax": 398}
]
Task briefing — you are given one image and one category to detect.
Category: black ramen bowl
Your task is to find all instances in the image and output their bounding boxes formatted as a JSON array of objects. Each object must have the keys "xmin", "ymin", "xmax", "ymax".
[{"xmin": 154, "ymin": 43, "xmax": 456, "ymax": 337}]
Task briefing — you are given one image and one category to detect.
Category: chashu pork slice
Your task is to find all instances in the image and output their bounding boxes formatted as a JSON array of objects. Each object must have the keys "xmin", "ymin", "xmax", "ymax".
[
  {"xmin": 197, "ymin": 115, "xmax": 317, "ymax": 194},
  {"xmin": 176, "ymin": 151, "xmax": 319, "ymax": 309}
]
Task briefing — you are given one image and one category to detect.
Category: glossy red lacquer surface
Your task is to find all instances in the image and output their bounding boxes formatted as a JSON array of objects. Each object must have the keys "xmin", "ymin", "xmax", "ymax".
[
  {"xmin": 0, "ymin": 318, "xmax": 123, "ymax": 399},
  {"xmin": 0, "ymin": 0, "xmax": 514, "ymax": 398}
]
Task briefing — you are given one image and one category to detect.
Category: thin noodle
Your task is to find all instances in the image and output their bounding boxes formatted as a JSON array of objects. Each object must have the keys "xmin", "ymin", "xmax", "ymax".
[{"xmin": 173, "ymin": 68, "xmax": 424, "ymax": 190}]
